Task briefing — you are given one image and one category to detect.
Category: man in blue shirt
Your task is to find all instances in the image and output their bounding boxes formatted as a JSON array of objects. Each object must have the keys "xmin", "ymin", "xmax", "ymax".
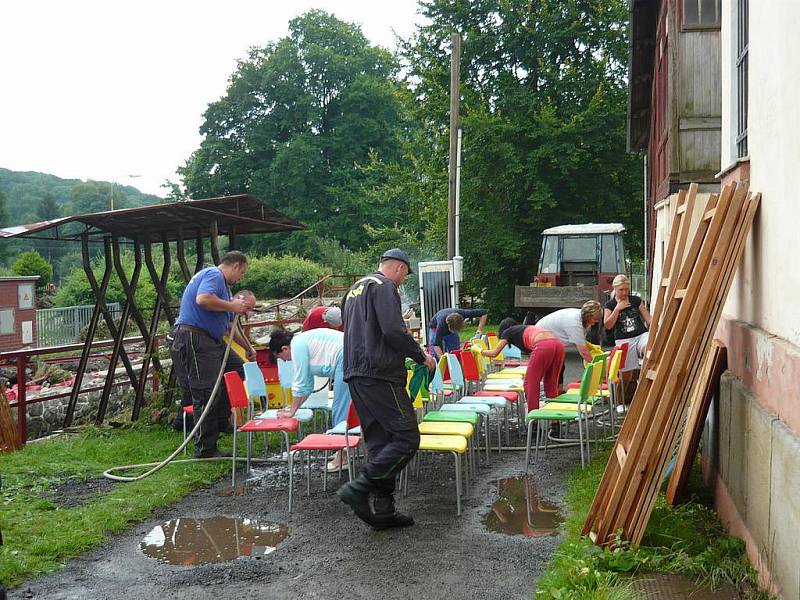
[
  {"xmin": 428, "ymin": 307, "xmax": 488, "ymax": 358},
  {"xmin": 170, "ymin": 251, "xmax": 255, "ymax": 458}
]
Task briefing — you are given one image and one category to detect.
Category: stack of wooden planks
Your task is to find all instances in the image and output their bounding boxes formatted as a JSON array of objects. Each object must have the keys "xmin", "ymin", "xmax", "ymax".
[{"xmin": 582, "ymin": 181, "xmax": 760, "ymax": 546}]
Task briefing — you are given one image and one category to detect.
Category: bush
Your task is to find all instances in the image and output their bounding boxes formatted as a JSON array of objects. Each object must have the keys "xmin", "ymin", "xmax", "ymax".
[
  {"xmin": 238, "ymin": 254, "xmax": 326, "ymax": 299},
  {"xmin": 12, "ymin": 250, "xmax": 53, "ymax": 288}
]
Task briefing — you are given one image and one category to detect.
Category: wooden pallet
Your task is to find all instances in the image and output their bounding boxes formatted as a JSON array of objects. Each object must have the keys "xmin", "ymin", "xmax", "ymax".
[
  {"xmin": 582, "ymin": 181, "xmax": 760, "ymax": 546},
  {"xmin": 0, "ymin": 387, "xmax": 21, "ymax": 453},
  {"xmin": 665, "ymin": 341, "xmax": 727, "ymax": 505}
]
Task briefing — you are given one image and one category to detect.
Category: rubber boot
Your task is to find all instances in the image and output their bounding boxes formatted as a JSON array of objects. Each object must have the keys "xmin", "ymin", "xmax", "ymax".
[
  {"xmin": 337, "ymin": 474, "xmax": 376, "ymax": 527},
  {"xmin": 372, "ymin": 495, "xmax": 414, "ymax": 530}
]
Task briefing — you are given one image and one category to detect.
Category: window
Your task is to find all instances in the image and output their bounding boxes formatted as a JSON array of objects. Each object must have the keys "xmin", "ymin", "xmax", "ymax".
[
  {"xmin": 684, "ymin": 0, "xmax": 721, "ymax": 26},
  {"xmin": 736, "ymin": 0, "xmax": 749, "ymax": 157},
  {"xmin": 540, "ymin": 236, "xmax": 559, "ymax": 274},
  {"xmin": 601, "ymin": 235, "xmax": 617, "ymax": 272},
  {"xmin": 0, "ymin": 309, "xmax": 14, "ymax": 335},
  {"xmin": 562, "ymin": 237, "xmax": 598, "ymax": 263}
]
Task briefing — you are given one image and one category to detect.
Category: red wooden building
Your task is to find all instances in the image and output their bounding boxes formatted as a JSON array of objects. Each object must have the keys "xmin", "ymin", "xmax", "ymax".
[
  {"xmin": 628, "ymin": 0, "xmax": 721, "ymax": 291},
  {"xmin": 0, "ymin": 276, "xmax": 38, "ymax": 351}
]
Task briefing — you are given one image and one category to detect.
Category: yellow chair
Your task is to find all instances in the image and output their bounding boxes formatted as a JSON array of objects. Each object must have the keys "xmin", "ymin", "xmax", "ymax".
[
  {"xmin": 487, "ymin": 334, "xmax": 505, "ymax": 362},
  {"xmin": 402, "ymin": 433, "xmax": 469, "ymax": 515}
]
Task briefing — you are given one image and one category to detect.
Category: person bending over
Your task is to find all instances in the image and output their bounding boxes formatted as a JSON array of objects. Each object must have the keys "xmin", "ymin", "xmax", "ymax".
[
  {"xmin": 428, "ymin": 307, "xmax": 488, "ymax": 358},
  {"xmin": 269, "ymin": 328, "xmax": 351, "ymax": 473},
  {"xmin": 483, "ymin": 317, "xmax": 565, "ymax": 411}
]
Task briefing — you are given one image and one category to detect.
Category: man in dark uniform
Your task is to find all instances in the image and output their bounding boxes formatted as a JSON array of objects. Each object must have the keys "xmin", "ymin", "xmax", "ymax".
[
  {"xmin": 170, "ymin": 251, "xmax": 255, "ymax": 458},
  {"xmin": 337, "ymin": 248, "xmax": 436, "ymax": 529}
]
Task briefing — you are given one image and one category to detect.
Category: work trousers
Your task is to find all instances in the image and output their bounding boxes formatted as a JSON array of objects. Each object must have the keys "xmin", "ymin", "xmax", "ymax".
[
  {"xmin": 523, "ymin": 337, "xmax": 565, "ymax": 411},
  {"xmin": 170, "ymin": 328, "xmax": 243, "ymax": 457},
  {"xmin": 347, "ymin": 376, "xmax": 421, "ymax": 496}
]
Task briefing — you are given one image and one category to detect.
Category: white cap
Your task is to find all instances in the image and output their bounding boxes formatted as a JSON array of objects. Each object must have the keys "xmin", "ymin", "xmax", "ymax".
[{"xmin": 323, "ymin": 306, "xmax": 342, "ymax": 327}]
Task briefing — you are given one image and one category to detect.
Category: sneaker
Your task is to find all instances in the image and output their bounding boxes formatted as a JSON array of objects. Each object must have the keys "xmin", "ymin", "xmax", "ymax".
[{"xmin": 326, "ymin": 461, "xmax": 344, "ymax": 473}]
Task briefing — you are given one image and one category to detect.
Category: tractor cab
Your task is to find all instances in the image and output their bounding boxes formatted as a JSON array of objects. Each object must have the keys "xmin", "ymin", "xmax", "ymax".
[{"xmin": 534, "ymin": 223, "xmax": 627, "ymax": 293}]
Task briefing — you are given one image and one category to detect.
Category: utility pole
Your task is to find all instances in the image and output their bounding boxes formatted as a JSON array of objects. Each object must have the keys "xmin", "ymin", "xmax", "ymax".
[{"xmin": 447, "ymin": 32, "xmax": 461, "ymax": 261}]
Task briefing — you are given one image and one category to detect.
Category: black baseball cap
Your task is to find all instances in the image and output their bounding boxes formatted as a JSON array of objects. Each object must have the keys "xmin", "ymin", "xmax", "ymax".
[{"xmin": 380, "ymin": 248, "xmax": 413, "ymax": 273}]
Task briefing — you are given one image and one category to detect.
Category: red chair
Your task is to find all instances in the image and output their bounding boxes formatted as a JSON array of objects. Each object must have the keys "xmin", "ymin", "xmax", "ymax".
[
  {"xmin": 457, "ymin": 349, "xmax": 483, "ymax": 394},
  {"xmin": 288, "ymin": 402, "xmax": 361, "ymax": 512},
  {"xmin": 224, "ymin": 372, "xmax": 299, "ymax": 497}
]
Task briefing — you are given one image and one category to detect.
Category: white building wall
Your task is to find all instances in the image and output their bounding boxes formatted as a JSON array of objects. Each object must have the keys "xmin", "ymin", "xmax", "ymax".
[{"xmin": 722, "ymin": 1, "xmax": 800, "ymax": 345}]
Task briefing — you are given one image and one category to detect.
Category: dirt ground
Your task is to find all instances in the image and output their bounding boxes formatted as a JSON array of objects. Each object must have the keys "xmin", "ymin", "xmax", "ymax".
[{"xmin": 13, "ymin": 356, "xmax": 584, "ymax": 600}]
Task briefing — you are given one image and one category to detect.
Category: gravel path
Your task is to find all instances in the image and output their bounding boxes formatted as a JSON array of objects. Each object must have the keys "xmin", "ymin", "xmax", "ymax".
[{"xmin": 13, "ymin": 356, "xmax": 584, "ymax": 600}]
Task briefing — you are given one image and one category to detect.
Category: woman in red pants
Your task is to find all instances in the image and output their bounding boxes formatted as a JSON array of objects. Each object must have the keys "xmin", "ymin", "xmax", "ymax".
[{"xmin": 482, "ymin": 318, "xmax": 565, "ymax": 411}]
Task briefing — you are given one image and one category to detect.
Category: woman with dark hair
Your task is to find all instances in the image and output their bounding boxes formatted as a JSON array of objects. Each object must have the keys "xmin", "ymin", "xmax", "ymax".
[{"xmin": 483, "ymin": 317, "xmax": 565, "ymax": 411}]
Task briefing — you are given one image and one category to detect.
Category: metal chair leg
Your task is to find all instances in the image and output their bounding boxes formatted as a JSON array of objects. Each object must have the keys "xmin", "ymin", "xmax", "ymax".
[
  {"xmin": 288, "ymin": 450, "xmax": 294, "ymax": 513},
  {"xmin": 453, "ymin": 452, "xmax": 462, "ymax": 516},
  {"xmin": 525, "ymin": 419, "xmax": 533, "ymax": 471}
]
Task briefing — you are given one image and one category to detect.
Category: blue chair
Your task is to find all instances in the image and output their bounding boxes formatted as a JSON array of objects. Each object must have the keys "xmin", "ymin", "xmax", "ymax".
[
  {"xmin": 445, "ymin": 353, "xmax": 466, "ymax": 400},
  {"xmin": 242, "ymin": 362, "xmax": 314, "ymax": 430},
  {"xmin": 504, "ymin": 344, "xmax": 522, "ymax": 360}
]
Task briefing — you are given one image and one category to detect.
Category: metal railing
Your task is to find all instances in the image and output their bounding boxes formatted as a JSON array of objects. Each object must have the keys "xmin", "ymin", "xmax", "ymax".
[{"xmin": 37, "ymin": 303, "xmax": 122, "ymax": 347}]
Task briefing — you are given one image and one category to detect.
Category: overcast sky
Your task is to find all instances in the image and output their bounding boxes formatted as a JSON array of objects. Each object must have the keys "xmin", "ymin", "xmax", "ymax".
[{"xmin": 0, "ymin": 0, "xmax": 424, "ymax": 196}]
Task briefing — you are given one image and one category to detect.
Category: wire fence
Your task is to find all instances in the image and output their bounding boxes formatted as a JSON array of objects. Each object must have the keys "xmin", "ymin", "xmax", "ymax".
[{"xmin": 36, "ymin": 303, "xmax": 122, "ymax": 347}]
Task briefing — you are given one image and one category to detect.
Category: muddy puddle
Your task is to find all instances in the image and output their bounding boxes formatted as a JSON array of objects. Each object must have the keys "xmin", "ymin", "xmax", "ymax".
[
  {"xmin": 483, "ymin": 475, "xmax": 563, "ymax": 537},
  {"xmin": 140, "ymin": 516, "xmax": 288, "ymax": 565}
]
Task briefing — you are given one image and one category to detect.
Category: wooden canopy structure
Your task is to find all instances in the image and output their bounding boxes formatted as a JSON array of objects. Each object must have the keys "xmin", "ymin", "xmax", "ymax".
[{"xmin": 0, "ymin": 195, "xmax": 304, "ymax": 426}]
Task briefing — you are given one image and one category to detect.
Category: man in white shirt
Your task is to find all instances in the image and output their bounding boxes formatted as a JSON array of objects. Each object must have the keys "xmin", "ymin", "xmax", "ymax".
[{"xmin": 535, "ymin": 301, "xmax": 603, "ymax": 362}]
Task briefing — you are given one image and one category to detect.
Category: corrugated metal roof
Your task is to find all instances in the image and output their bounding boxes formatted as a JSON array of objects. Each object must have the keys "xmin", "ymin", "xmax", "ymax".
[
  {"xmin": 542, "ymin": 223, "xmax": 626, "ymax": 235},
  {"xmin": 0, "ymin": 195, "xmax": 304, "ymax": 241}
]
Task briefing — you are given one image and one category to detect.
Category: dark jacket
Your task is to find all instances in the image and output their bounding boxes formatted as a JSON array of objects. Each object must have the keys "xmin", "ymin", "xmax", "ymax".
[{"xmin": 342, "ymin": 272, "xmax": 426, "ymax": 384}]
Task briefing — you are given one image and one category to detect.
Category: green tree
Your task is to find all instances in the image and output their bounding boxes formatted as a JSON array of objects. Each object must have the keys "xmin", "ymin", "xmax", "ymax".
[
  {"xmin": 387, "ymin": 0, "xmax": 643, "ymax": 314},
  {"xmin": 67, "ymin": 182, "xmax": 129, "ymax": 215},
  {"xmin": 180, "ymin": 10, "xmax": 410, "ymax": 253},
  {"xmin": 0, "ymin": 189, "xmax": 10, "ymax": 263},
  {"xmin": 13, "ymin": 250, "xmax": 53, "ymax": 288},
  {"xmin": 36, "ymin": 193, "xmax": 60, "ymax": 221}
]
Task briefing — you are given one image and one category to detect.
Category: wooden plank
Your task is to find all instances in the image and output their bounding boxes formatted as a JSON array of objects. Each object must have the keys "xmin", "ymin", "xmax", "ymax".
[
  {"xmin": 666, "ymin": 343, "xmax": 727, "ymax": 505},
  {"xmin": 703, "ymin": 208, "xmax": 716, "ymax": 220},
  {"xmin": 646, "ymin": 370, "xmax": 657, "ymax": 380},
  {"xmin": 674, "ymin": 289, "xmax": 687, "ymax": 298},
  {"xmin": 616, "ymin": 444, "xmax": 628, "ymax": 467}
]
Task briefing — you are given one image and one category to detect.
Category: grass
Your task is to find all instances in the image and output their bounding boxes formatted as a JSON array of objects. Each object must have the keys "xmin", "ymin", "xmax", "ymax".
[
  {"xmin": 0, "ymin": 420, "xmax": 243, "ymax": 588},
  {"xmin": 535, "ymin": 444, "xmax": 773, "ymax": 600}
]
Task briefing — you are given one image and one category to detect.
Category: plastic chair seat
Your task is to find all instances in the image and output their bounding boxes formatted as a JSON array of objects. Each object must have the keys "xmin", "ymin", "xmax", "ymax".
[
  {"xmin": 418, "ymin": 434, "xmax": 467, "ymax": 453},
  {"xmin": 290, "ymin": 433, "xmax": 360, "ymax": 452},
  {"xmin": 441, "ymin": 403, "xmax": 490, "ymax": 415},
  {"xmin": 548, "ymin": 393, "xmax": 603, "ymax": 405},
  {"xmin": 473, "ymin": 390, "xmax": 517, "ymax": 402},
  {"xmin": 182, "ymin": 406, "xmax": 193, "ymax": 415},
  {"xmin": 500, "ymin": 361, "xmax": 524, "ymax": 367},
  {"xmin": 301, "ymin": 393, "xmax": 332, "ymax": 411},
  {"xmin": 418, "ymin": 421, "xmax": 474, "ymax": 437},
  {"xmin": 257, "ymin": 408, "xmax": 315, "ymax": 422},
  {"xmin": 486, "ymin": 372, "xmax": 523, "ymax": 380},
  {"xmin": 423, "ymin": 410, "xmax": 479, "ymax": 425},
  {"xmin": 325, "ymin": 422, "xmax": 362, "ymax": 435},
  {"xmin": 458, "ymin": 396, "xmax": 507, "ymax": 408},
  {"xmin": 526, "ymin": 409, "xmax": 579, "ymax": 421},
  {"xmin": 484, "ymin": 382, "xmax": 524, "ymax": 392},
  {"xmin": 541, "ymin": 402, "xmax": 592, "ymax": 413},
  {"xmin": 239, "ymin": 417, "xmax": 299, "ymax": 433}
]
